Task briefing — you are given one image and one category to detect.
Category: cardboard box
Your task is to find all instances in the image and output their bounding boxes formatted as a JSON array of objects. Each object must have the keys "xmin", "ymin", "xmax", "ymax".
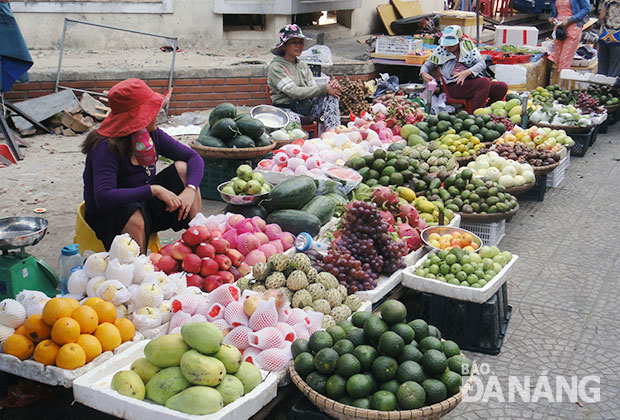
[
  {"xmin": 438, "ymin": 11, "xmax": 483, "ymax": 38},
  {"xmin": 494, "ymin": 25, "xmax": 539, "ymax": 47}
]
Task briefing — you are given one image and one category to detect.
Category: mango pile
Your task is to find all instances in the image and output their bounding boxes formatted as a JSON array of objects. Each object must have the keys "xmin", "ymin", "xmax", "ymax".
[{"xmin": 111, "ymin": 322, "xmax": 262, "ymax": 415}]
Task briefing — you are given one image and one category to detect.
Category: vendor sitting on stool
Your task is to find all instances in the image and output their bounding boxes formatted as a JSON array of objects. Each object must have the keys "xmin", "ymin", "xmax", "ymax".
[
  {"xmin": 81, "ymin": 78, "xmax": 204, "ymax": 252},
  {"xmin": 420, "ymin": 25, "xmax": 508, "ymax": 111},
  {"xmin": 267, "ymin": 24, "xmax": 342, "ymax": 129}
]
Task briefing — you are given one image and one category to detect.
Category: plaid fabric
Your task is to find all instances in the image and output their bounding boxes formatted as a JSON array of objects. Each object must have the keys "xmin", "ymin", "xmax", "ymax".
[{"xmin": 604, "ymin": 0, "xmax": 620, "ymax": 29}]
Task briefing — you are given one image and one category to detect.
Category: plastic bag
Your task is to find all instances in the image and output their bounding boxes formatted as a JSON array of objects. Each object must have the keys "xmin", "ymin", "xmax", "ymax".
[{"xmin": 374, "ymin": 73, "xmax": 400, "ymax": 98}]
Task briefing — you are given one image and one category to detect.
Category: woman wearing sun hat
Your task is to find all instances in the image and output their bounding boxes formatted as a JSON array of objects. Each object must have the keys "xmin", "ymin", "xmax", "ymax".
[
  {"xmin": 81, "ymin": 78, "xmax": 204, "ymax": 252},
  {"xmin": 267, "ymin": 23, "xmax": 342, "ymax": 129},
  {"xmin": 420, "ymin": 25, "xmax": 508, "ymax": 111}
]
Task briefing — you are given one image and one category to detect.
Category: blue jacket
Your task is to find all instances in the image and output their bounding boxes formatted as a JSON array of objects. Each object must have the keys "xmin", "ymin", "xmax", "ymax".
[{"xmin": 550, "ymin": 0, "xmax": 591, "ymax": 27}]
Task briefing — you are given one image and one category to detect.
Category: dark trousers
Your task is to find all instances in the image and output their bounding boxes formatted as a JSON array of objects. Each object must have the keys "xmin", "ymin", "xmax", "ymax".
[
  {"xmin": 598, "ymin": 42, "xmax": 620, "ymax": 77},
  {"xmin": 446, "ymin": 77, "xmax": 508, "ymax": 110}
]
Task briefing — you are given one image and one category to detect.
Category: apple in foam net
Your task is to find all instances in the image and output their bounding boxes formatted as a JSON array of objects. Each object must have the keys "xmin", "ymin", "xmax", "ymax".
[
  {"xmin": 182, "ymin": 253, "xmax": 202, "ymax": 274},
  {"xmin": 214, "ymin": 254, "xmax": 232, "ymax": 271},
  {"xmin": 238, "ymin": 262, "xmax": 251, "ymax": 276},
  {"xmin": 171, "ymin": 241, "xmax": 191, "ymax": 260},
  {"xmin": 200, "ymin": 257, "xmax": 219, "ymax": 277},
  {"xmin": 186, "ymin": 273, "xmax": 204, "ymax": 289},
  {"xmin": 195, "ymin": 242, "xmax": 216, "ymax": 259}
]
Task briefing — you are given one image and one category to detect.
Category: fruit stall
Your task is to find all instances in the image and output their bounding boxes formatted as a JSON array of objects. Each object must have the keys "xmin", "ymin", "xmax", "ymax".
[{"xmin": 0, "ymin": 74, "xmax": 619, "ymax": 419}]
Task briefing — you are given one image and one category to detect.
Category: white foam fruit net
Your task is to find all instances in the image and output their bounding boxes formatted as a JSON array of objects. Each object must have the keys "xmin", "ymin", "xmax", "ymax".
[
  {"xmin": 109, "ymin": 233, "xmax": 140, "ymax": 264},
  {"xmin": 132, "ymin": 255, "xmax": 154, "ymax": 285},
  {"xmin": 86, "ymin": 276, "xmax": 107, "ymax": 298},
  {"xmin": 15, "ymin": 290, "xmax": 47, "ymax": 310},
  {"xmin": 255, "ymin": 345, "xmax": 292, "ymax": 371},
  {"xmin": 211, "ymin": 318, "xmax": 231, "ymax": 332},
  {"xmin": 224, "ymin": 301, "xmax": 248, "ymax": 328},
  {"xmin": 132, "ymin": 282, "xmax": 164, "ymax": 309},
  {"xmin": 248, "ymin": 326, "xmax": 284, "ymax": 350},
  {"xmin": 292, "ymin": 323, "xmax": 310, "ymax": 340},
  {"xmin": 248, "ymin": 298, "xmax": 278, "ymax": 331},
  {"xmin": 188, "ymin": 314, "xmax": 207, "ymax": 324},
  {"xmin": 223, "ymin": 325, "xmax": 253, "ymax": 351},
  {"xmin": 26, "ymin": 297, "xmax": 50, "ymax": 317},
  {"xmin": 0, "ymin": 299, "xmax": 26, "ymax": 329},
  {"xmin": 84, "ymin": 252, "xmax": 109, "ymax": 278},
  {"xmin": 278, "ymin": 307, "xmax": 291, "ymax": 323},
  {"xmin": 105, "ymin": 258, "xmax": 135, "ymax": 287},
  {"xmin": 306, "ymin": 310, "xmax": 324, "ymax": 334},
  {"xmin": 276, "ymin": 322, "xmax": 296, "ymax": 342},
  {"xmin": 171, "ymin": 292, "xmax": 202, "ymax": 315},
  {"xmin": 159, "ymin": 301, "xmax": 173, "ymax": 323},
  {"xmin": 169, "ymin": 310, "xmax": 192, "ymax": 332},
  {"xmin": 208, "ymin": 284, "xmax": 240, "ymax": 307},
  {"xmin": 96, "ymin": 280, "xmax": 132, "ymax": 305},
  {"xmin": 286, "ymin": 308, "xmax": 311, "ymax": 327},
  {"xmin": 242, "ymin": 347, "xmax": 261, "ymax": 364},
  {"xmin": 206, "ymin": 303, "xmax": 226, "ymax": 322},
  {"xmin": 169, "ymin": 272, "xmax": 187, "ymax": 296},
  {"xmin": 132, "ymin": 307, "xmax": 163, "ymax": 330},
  {"xmin": 67, "ymin": 270, "xmax": 90, "ymax": 296}
]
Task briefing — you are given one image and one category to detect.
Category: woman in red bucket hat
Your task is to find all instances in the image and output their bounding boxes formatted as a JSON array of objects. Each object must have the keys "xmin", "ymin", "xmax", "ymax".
[{"xmin": 81, "ymin": 78, "xmax": 204, "ymax": 252}]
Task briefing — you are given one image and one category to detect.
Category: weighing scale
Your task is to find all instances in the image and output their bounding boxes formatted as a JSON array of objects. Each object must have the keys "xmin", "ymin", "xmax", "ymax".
[{"xmin": 0, "ymin": 217, "xmax": 58, "ymax": 300}]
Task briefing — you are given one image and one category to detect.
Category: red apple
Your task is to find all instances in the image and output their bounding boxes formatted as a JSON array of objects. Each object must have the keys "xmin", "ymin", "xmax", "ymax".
[
  {"xmin": 171, "ymin": 241, "xmax": 192, "ymax": 260},
  {"xmin": 149, "ymin": 252, "xmax": 163, "ymax": 266},
  {"xmin": 211, "ymin": 237, "xmax": 230, "ymax": 254},
  {"xmin": 228, "ymin": 266, "xmax": 242, "ymax": 281},
  {"xmin": 238, "ymin": 262, "xmax": 251, "ymax": 276},
  {"xmin": 211, "ymin": 229, "xmax": 222, "ymax": 238},
  {"xmin": 182, "ymin": 253, "xmax": 202, "ymax": 274},
  {"xmin": 226, "ymin": 249, "xmax": 244, "ymax": 267},
  {"xmin": 200, "ymin": 257, "xmax": 219, "ymax": 276},
  {"xmin": 195, "ymin": 242, "xmax": 216, "ymax": 259},
  {"xmin": 204, "ymin": 275, "xmax": 221, "ymax": 292},
  {"xmin": 195, "ymin": 225, "xmax": 211, "ymax": 242},
  {"xmin": 214, "ymin": 254, "xmax": 232, "ymax": 271},
  {"xmin": 218, "ymin": 270, "xmax": 235, "ymax": 284},
  {"xmin": 186, "ymin": 273, "xmax": 204, "ymax": 288},
  {"xmin": 159, "ymin": 255, "xmax": 180, "ymax": 274},
  {"xmin": 159, "ymin": 243, "xmax": 174, "ymax": 256},
  {"xmin": 182, "ymin": 228, "xmax": 205, "ymax": 248}
]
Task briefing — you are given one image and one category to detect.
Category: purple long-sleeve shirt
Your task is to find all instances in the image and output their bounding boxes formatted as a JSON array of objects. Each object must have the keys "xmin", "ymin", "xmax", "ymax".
[{"xmin": 83, "ymin": 129, "xmax": 204, "ymax": 217}]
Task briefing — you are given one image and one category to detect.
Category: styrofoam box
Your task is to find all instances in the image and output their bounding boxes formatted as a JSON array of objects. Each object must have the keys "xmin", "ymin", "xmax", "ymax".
[
  {"xmin": 73, "ymin": 340, "xmax": 279, "ymax": 420},
  {"xmin": 546, "ymin": 155, "xmax": 569, "ymax": 188},
  {"xmin": 493, "ymin": 63, "xmax": 528, "ymax": 86},
  {"xmin": 460, "ymin": 220, "xmax": 505, "ymax": 247},
  {"xmin": 494, "ymin": 25, "xmax": 538, "ymax": 47},
  {"xmin": 0, "ymin": 332, "xmax": 144, "ymax": 388},
  {"xmin": 141, "ymin": 323, "xmax": 171, "ymax": 339},
  {"xmin": 314, "ymin": 73, "xmax": 330, "ymax": 85},
  {"xmin": 402, "ymin": 254, "xmax": 519, "ymax": 303},
  {"xmin": 355, "ymin": 269, "xmax": 403, "ymax": 304}
]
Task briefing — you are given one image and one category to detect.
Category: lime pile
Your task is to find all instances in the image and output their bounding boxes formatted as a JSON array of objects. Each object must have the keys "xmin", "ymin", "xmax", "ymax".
[
  {"xmin": 347, "ymin": 149, "xmax": 429, "ymax": 190},
  {"xmin": 414, "ymin": 246, "xmax": 512, "ymax": 288},
  {"xmin": 425, "ymin": 169, "xmax": 518, "ymax": 215},
  {"xmin": 292, "ymin": 300, "xmax": 472, "ymax": 411}
]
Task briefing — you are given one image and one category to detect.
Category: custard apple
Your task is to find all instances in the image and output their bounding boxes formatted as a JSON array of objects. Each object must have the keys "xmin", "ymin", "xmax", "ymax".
[
  {"xmin": 286, "ymin": 270, "xmax": 308, "ymax": 291},
  {"xmin": 252, "ymin": 262, "xmax": 270, "ymax": 280},
  {"xmin": 344, "ymin": 294, "xmax": 363, "ymax": 312},
  {"xmin": 292, "ymin": 290, "xmax": 312, "ymax": 308},
  {"xmin": 337, "ymin": 285, "xmax": 348, "ymax": 300},
  {"xmin": 307, "ymin": 283, "xmax": 326, "ymax": 300},
  {"xmin": 265, "ymin": 272, "xmax": 286, "ymax": 289},
  {"xmin": 268, "ymin": 254, "xmax": 290, "ymax": 272},
  {"xmin": 251, "ymin": 284, "xmax": 266, "ymax": 293},
  {"xmin": 321, "ymin": 315, "xmax": 336, "ymax": 329},
  {"xmin": 317, "ymin": 272, "xmax": 339, "ymax": 290},
  {"xmin": 279, "ymin": 287, "xmax": 294, "ymax": 302},
  {"xmin": 325, "ymin": 289, "xmax": 343, "ymax": 307},
  {"xmin": 291, "ymin": 253, "xmax": 312, "ymax": 273},
  {"xmin": 312, "ymin": 299, "xmax": 331, "ymax": 315},
  {"xmin": 330, "ymin": 305, "xmax": 352, "ymax": 323},
  {"xmin": 306, "ymin": 267, "xmax": 318, "ymax": 283}
]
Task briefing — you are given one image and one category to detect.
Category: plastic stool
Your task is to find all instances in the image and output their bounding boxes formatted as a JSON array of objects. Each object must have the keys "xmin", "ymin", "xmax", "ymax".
[
  {"xmin": 478, "ymin": 0, "xmax": 494, "ymax": 17},
  {"xmin": 74, "ymin": 202, "xmax": 160, "ymax": 254}
]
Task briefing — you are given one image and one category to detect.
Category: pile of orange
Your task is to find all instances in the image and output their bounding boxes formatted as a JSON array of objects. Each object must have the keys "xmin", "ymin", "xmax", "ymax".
[{"xmin": 3, "ymin": 297, "xmax": 135, "ymax": 369}]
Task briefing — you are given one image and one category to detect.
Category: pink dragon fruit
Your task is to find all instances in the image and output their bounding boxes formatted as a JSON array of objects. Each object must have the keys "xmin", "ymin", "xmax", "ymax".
[
  {"xmin": 371, "ymin": 187, "xmax": 400, "ymax": 210},
  {"xmin": 397, "ymin": 223, "xmax": 423, "ymax": 251},
  {"xmin": 397, "ymin": 203, "xmax": 420, "ymax": 226}
]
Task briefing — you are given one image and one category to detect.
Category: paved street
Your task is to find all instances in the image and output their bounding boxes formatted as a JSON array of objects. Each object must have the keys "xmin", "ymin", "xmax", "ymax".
[{"xmin": 446, "ymin": 126, "xmax": 620, "ymax": 419}]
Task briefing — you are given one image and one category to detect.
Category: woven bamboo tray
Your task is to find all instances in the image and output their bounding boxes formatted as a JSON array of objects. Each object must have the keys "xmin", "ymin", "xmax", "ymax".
[
  {"xmin": 192, "ymin": 140, "xmax": 276, "ymax": 159},
  {"xmin": 458, "ymin": 202, "xmax": 519, "ymax": 223},
  {"xmin": 604, "ymin": 103, "xmax": 620, "ymax": 112},
  {"xmin": 505, "ymin": 181, "xmax": 535, "ymax": 195},
  {"xmin": 532, "ymin": 160, "xmax": 561, "ymax": 175},
  {"xmin": 527, "ymin": 121, "xmax": 593, "ymax": 134},
  {"xmin": 289, "ymin": 360, "xmax": 473, "ymax": 420},
  {"xmin": 455, "ymin": 155, "xmax": 475, "ymax": 165}
]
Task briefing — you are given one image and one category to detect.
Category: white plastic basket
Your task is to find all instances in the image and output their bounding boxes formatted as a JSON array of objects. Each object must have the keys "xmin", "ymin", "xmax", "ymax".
[
  {"xmin": 73, "ymin": 340, "xmax": 279, "ymax": 420},
  {"xmin": 460, "ymin": 220, "xmax": 505, "ymax": 246},
  {"xmin": 402, "ymin": 254, "xmax": 519, "ymax": 303},
  {"xmin": 546, "ymin": 155, "xmax": 569, "ymax": 188},
  {"xmin": 375, "ymin": 36, "xmax": 422, "ymax": 56}
]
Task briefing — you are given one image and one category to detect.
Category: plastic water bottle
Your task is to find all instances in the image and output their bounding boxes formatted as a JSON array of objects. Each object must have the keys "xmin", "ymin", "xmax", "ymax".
[
  {"xmin": 295, "ymin": 232, "xmax": 330, "ymax": 253},
  {"xmin": 59, "ymin": 244, "xmax": 82, "ymax": 296}
]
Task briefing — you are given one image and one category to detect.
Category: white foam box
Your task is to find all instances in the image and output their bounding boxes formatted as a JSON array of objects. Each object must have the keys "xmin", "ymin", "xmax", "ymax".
[
  {"xmin": 73, "ymin": 340, "xmax": 279, "ymax": 420},
  {"xmin": 402, "ymin": 254, "xmax": 519, "ymax": 304},
  {"xmin": 355, "ymin": 269, "xmax": 403, "ymax": 304},
  {"xmin": 494, "ymin": 25, "xmax": 539, "ymax": 47},
  {"xmin": 0, "ymin": 332, "xmax": 144, "ymax": 388}
]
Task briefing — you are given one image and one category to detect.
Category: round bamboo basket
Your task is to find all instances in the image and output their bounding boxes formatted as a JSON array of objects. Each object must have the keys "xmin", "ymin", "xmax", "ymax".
[
  {"xmin": 289, "ymin": 360, "xmax": 474, "ymax": 420},
  {"xmin": 528, "ymin": 121, "xmax": 593, "ymax": 134},
  {"xmin": 191, "ymin": 140, "xmax": 276, "ymax": 159},
  {"xmin": 458, "ymin": 202, "xmax": 519, "ymax": 223},
  {"xmin": 532, "ymin": 160, "xmax": 561, "ymax": 175},
  {"xmin": 505, "ymin": 181, "xmax": 535, "ymax": 195}
]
